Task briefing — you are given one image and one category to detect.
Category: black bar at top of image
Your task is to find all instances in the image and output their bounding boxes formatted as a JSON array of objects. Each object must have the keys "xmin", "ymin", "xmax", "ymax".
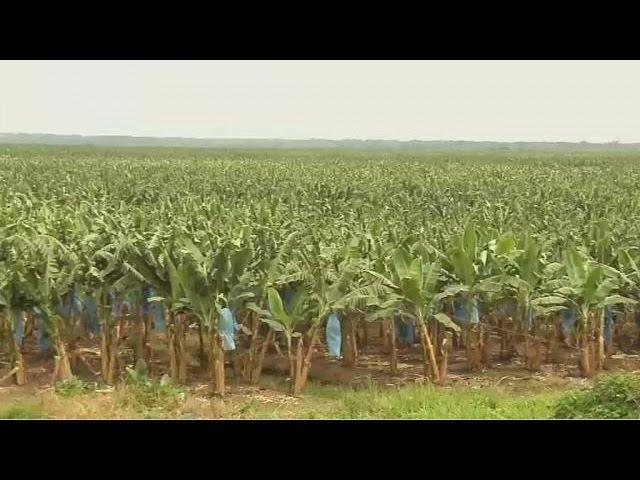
[{"xmin": 0, "ymin": 5, "xmax": 637, "ymax": 60}]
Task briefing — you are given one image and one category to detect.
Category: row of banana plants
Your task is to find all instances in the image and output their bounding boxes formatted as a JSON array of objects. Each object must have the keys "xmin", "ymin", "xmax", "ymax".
[{"xmin": 3, "ymin": 219, "xmax": 640, "ymax": 393}]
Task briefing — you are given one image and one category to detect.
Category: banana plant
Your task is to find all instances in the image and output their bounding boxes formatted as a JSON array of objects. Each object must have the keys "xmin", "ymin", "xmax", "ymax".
[
  {"xmin": 75, "ymin": 231, "xmax": 140, "ymax": 384},
  {"xmin": 616, "ymin": 247, "xmax": 640, "ymax": 310},
  {"xmin": 124, "ymin": 232, "xmax": 191, "ymax": 384},
  {"xmin": 535, "ymin": 248, "xmax": 635, "ymax": 376},
  {"xmin": 241, "ymin": 231, "xmax": 305, "ymax": 384},
  {"xmin": 173, "ymin": 235, "xmax": 254, "ymax": 395},
  {"xmin": 253, "ymin": 285, "xmax": 313, "ymax": 393},
  {"xmin": 606, "ymin": 247, "xmax": 640, "ymax": 351},
  {"xmin": 253, "ymin": 233, "xmax": 366, "ymax": 395},
  {"xmin": 14, "ymin": 234, "xmax": 78, "ymax": 382},
  {"xmin": 0, "ymin": 235, "xmax": 37, "ymax": 385},
  {"xmin": 487, "ymin": 233, "xmax": 561, "ymax": 366},
  {"xmin": 342, "ymin": 245, "xmax": 459, "ymax": 382},
  {"xmin": 291, "ymin": 235, "xmax": 373, "ymax": 394},
  {"xmin": 588, "ymin": 220, "xmax": 616, "ymax": 266},
  {"xmin": 439, "ymin": 224, "xmax": 498, "ymax": 370}
]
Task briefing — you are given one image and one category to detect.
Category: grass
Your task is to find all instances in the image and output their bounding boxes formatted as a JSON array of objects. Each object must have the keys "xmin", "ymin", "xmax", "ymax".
[
  {"xmin": 116, "ymin": 376, "xmax": 186, "ymax": 418},
  {"xmin": 0, "ymin": 401, "xmax": 48, "ymax": 419},
  {"xmin": 55, "ymin": 377, "xmax": 97, "ymax": 398},
  {"xmin": 0, "ymin": 375, "xmax": 567, "ymax": 419},
  {"xmin": 331, "ymin": 384, "xmax": 562, "ymax": 419},
  {"xmin": 553, "ymin": 372, "xmax": 640, "ymax": 419}
]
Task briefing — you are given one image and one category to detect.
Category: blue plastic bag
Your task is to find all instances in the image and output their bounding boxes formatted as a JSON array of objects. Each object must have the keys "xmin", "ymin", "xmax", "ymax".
[
  {"xmin": 220, "ymin": 307, "xmax": 237, "ymax": 351},
  {"xmin": 142, "ymin": 285, "xmax": 154, "ymax": 314},
  {"xmin": 604, "ymin": 305, "xmax": 614, "ymax": 344},
  {"xmin": 150, "ymin": 303, "xmax": 165, "ymax": 331},
  {"xmin": 326, "ymin": 313, "xmax": 341, "ymax": 358},
  {"xmin": 453, "ymin": 301, "xmax": 479, "ymax": 325},
  {"xmin": 33, "ymin": 306, "xmax": 51, "ymax": 352},
  {"xmin": 499, "ymin": 298, "xmax": 518, "ymax": 317},
  {"xmin": 143, "ymin": 285, "xmax": 165, "ymax": 331},
  {"xmin": 82, "ymin": 296, "xmax": 99, "ymax": 335},
  {"xmin": 110, "ymin": 292, "xmax": 133, "ymax": 316},
  {"xmin": 14, "ymin": 311, "xmax": 26, "ymax": 346},
  {"xmin": 282, "ymin": 285, "xmax": 295, "ymax": 312},
  {"xmin": 57, "ymin": 287, "xmax": 83, "ymax": 320},
  {"xmin": 498, "ymin": 301, "xmax": 533, "ymax": 327},
  {"xmin": 394, "ymin": 311, "xmax": 415, "ymax": 344},
  {"xmin": 562, "ymin": 308, "xmax": 577, "ymax": 336}
]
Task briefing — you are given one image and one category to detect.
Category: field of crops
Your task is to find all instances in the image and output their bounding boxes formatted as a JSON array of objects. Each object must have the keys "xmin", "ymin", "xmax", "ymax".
[{"xmin": 2, "ymin": 145, "xmax": 640, "ymax": 416}]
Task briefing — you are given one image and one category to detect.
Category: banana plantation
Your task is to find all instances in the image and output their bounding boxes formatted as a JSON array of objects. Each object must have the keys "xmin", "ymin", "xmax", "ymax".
[{"xmin": 2, "ymin": 145, "xmax": 640, "ymax": 397}]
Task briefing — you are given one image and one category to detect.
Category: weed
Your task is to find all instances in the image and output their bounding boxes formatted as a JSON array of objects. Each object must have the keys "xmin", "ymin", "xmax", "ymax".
[
  {"xmin": 55, "ymin": 377, "xmax": 96, "ymax": 398},
  {"xmin": 553, "ymin": 372, "xmax": 640, "ymax": 419},
  {"xmin": 0, "ymin": 401, "xmax": 48, "ymax": 419}
]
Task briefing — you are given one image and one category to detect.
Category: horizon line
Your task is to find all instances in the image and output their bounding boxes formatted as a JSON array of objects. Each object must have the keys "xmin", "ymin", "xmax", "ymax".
[{"xmin": 0, "ymin": 132, "xmax": 635, "ymax": 145}]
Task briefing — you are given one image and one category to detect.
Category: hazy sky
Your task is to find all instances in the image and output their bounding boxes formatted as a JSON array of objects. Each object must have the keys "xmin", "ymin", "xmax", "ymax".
[{"xmin": 1, "ymin": 60, "xmax": 639, "ymax": 142}]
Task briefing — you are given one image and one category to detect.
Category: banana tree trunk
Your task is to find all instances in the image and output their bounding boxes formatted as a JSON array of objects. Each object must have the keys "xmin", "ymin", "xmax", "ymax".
[
  {"xmin": 360, "ymin": 316, "xmax": 368, "ymax": 351},
  {"xmin": 99, "ymin": 304, "xmax": 123, "ymax": 385},
  {"xmin": 250, "ymin": 328, "xmax": 273, "ymax": 384},
  {"xmin": 389, "ymin": 317, "xmax": 397, "ymax": 375},
  {"xmin": 544, "ymin": 323, "xmax": 552, "ymax": 364},
  {"xmin": 135, "ymin": 303, "xmax": 145, "ymax": 365},
  {"xmin": 439, "ymin": 331, "xmax": 452, "ymax": 384},
  {"xmin": 465, "ymin": 299, "xmax": 481, "ymax": 371},
  {"xmin": 418, "ymin": 320, "xmax": 440, "ymax": 382},
  {"xmin": 106, "ymin": 318, "xmax": 122, "ymax": 384},
  {"xmin": 498, "ymin": 316, "xmax": 508, "ymax": 360},
  {"xmin": 197, "ymin": 319, "xmax": 207, "ymax": 370},
  {"xmin": 590, "ymin": 331, "xmax": 598, "ymax": 373},
  {"xmin": 243, "ymin": 311, "xmax": 258, "ymax": 381},
  {"xmin": 481, "ymin": 321, "xmax": 492, "ymax": 367},
  {"xmin": 578, "ymin": 313, "xmax": 592, "ymax": 377},
  {"xmin": 526, "ymin": 317, "xmax": 542, "ymax": 372},
  {"xmin": 100, "ymin": 321, "xmax": 109, "ymax": 382},
  {"xmin": 614, "ymin": 309, "xmax": 626, "ymax": 351},
  {"xmin": 167, "ymin": 310, "xmax": 178, "ymax": 380},
  {"xmin": 293, "ymin": 336, "xmax": 304, "ymax": 395},
  {"xmin": 143, "ymin": 310, "xmax": 153, "ymax": 368},
  {"xmin": 550, "ymin": 316, "xmax": 563, "ymax": 363},
  {"xmin": 342, "ymin": 313, "xmax": 357, "ymax": 367},
  {"xmin": 96, "ymin": 308, "xmax": 106, "ymax": 380},
  {"xmin": 210, "ymin": 331, "xmax": 225, "ymax": 396},
  {"xmin": 231, "ymin": 350, "xmax": 242, "ymax": 379},
  {"xmin": 53, "ymin": 335, "xmax": 73, "ymax": 382},
  {"xmin": 7, "ymin": 311, "xmax": 27, "ymax": 385},
  {"xmin": 286, "ymin": 335, "xmax": 295, "ymax": 386},
  {"xmin": 596, "ymin": 307, "xmax": 605, "ymax": 371},
  {"xmin": 519, "ymin": 304, "xmax": 527, "ymax": 362},
  {"xmin": 465, "ymin": 299, "xmax": 472, "ymax": 368},
  {"xmin": 271, "ymin": 333, "xmax": 285, "ymax": 357},
  {"xmin": 24, "ymin": 311, "xmax": 35, "ymax": 342},
  {"xmin": 177, "ymin": 314, "xmax": 188, "ymax": 384},
  {"xmin": 295, "ymin": 324, "xmax": 320, "ymax": 395},
  {"xmin": 508, "ymin": 312, "xmax": 518, "ymax": 357},
  {"xmin": 432, "ymin": 320, "xmax": 440, "ymax": 360}
]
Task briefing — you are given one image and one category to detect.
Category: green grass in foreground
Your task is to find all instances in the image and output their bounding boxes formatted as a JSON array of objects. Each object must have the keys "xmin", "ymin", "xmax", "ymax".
[
  {"xmin": 0, "ymin": 378, "xmax": 567, "ymax": 419},
  {"xmin": 263, "ymin": 383, "xmax": 562, "ymax": 419},
  {"xmin": 0, "ymin": 402, "xmax": 49, "ymax": 419}
]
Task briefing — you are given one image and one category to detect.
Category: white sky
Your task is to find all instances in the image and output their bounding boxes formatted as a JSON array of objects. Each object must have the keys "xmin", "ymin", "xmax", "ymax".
[{"xmin": 1, "ymin": 60, "xmax": 639, "ymax": 142}]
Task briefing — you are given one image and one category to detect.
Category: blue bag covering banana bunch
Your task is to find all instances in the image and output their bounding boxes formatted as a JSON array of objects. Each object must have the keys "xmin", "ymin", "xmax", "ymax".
[
  {"xmin": 220, "ymin": 307, "xmax": 239, "ymax": 351},
  {"xmin": 326, "ymin": 312, "xmax": 341, "ymax": 358},
  {"xmin": 453, "ymin": 300, "xmax": 480, "ymax": 325}
]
